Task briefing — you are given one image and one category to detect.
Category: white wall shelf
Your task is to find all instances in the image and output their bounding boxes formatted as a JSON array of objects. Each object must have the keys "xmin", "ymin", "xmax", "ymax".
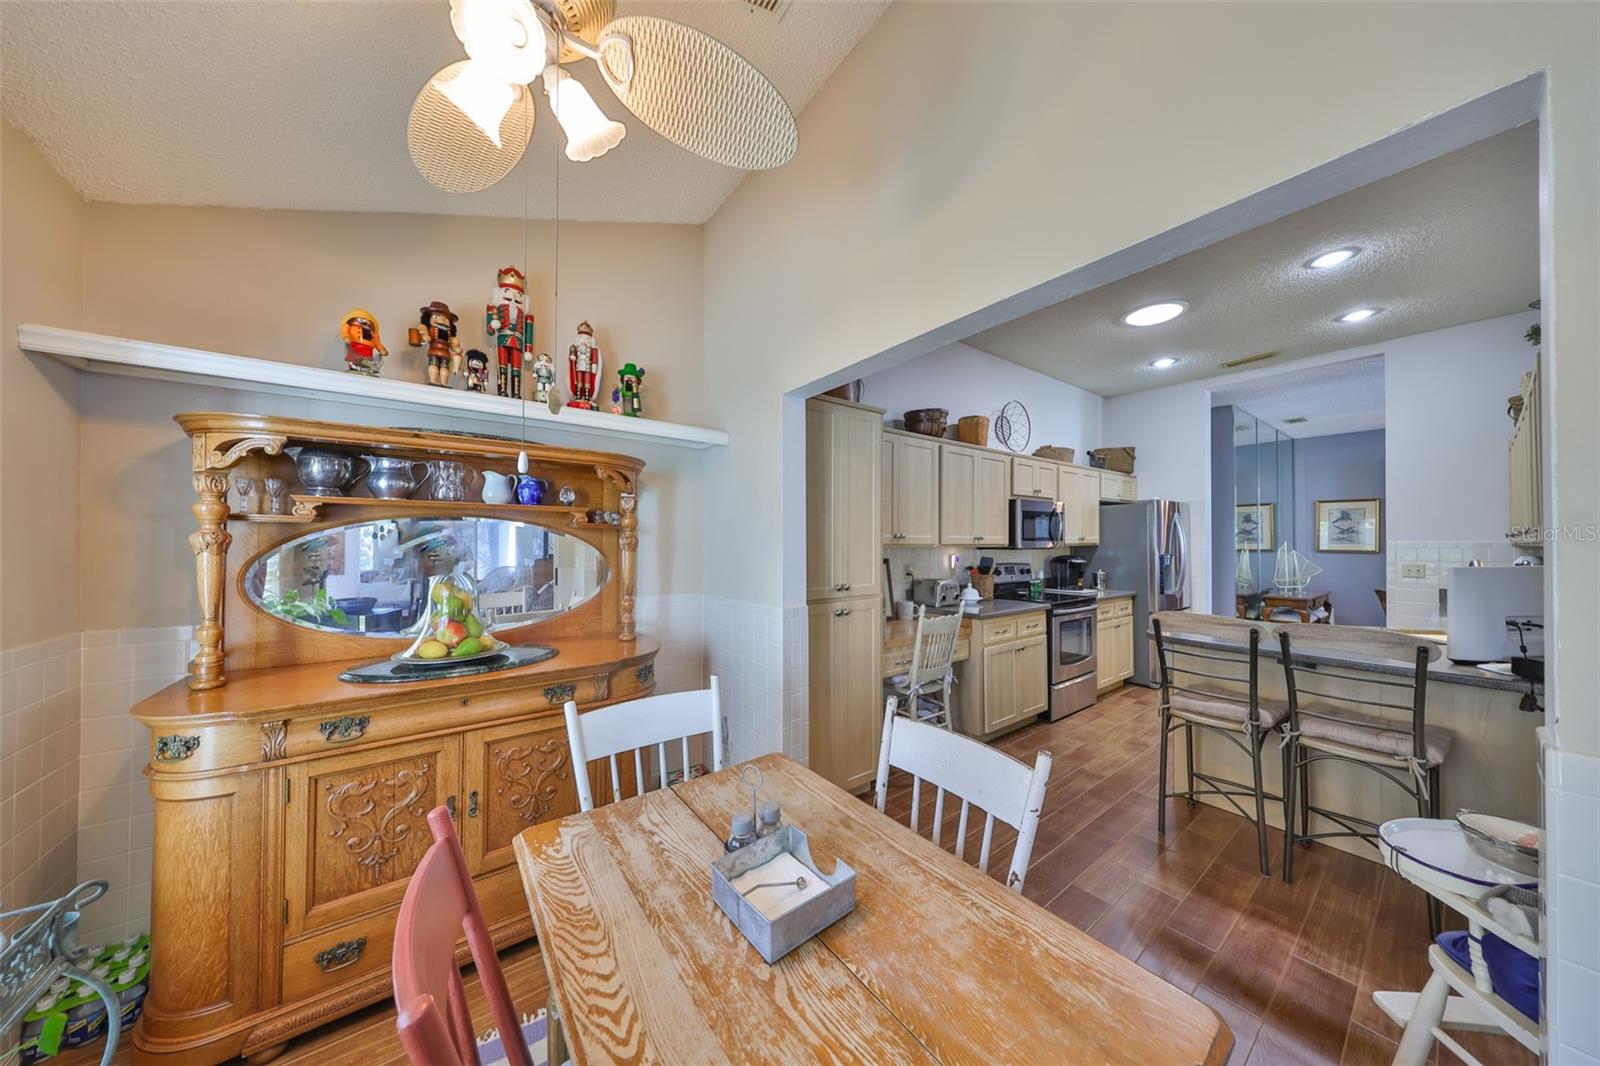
[{"xmin": 19, "ymin": 324, "xmax": 729, "ymax": 451}]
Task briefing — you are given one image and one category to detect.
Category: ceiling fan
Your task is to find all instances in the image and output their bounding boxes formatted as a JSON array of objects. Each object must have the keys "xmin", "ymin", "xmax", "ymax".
[{"xmin": 408, "ymin": 0, "xmax": 799, "ymax": 192}]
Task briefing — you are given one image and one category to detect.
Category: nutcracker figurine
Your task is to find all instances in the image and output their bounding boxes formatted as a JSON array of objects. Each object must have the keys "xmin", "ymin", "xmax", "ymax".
[
  {"xmin": 462, "ymin": 348, "xmax": 491, "ymax": 393},
  {"xmin": 530, "ymin": 351, "xmax": 556, "ymax": 404},
  {"xmin": 616, "ymin": 362, "xmax": 645, "ymax": 417},
  {"xmin": 339, "ymin": 308, "xmax": 388, "ymax": 375},
  {"xmin": 486, "ymin": 266, "xmax": 534, "ymax": 399},
  {"xmin": 567, "ymin": 320, "xmax": 603, "ymax": 409},
  {"xmin": 408, "ymin": 301, "xmax": 462, "ymax": 387}
]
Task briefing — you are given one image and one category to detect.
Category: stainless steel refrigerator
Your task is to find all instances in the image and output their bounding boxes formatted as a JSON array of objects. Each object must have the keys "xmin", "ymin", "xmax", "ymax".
[{"xmin": 1088, "ymin": 500, "xmax": 1190, "ymax": 686}]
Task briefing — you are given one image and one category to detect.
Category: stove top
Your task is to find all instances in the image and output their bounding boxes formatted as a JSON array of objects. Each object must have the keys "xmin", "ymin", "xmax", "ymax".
[{"xmin": 989, "ymin": 562, "xmax": 1099, "ymax": 612}]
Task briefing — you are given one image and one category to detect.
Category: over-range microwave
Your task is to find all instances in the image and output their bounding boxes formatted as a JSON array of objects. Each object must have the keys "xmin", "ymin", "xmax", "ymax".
[{"xmin": 1009, "ymin": 497, "xmax": 1064, "ymax": 550}]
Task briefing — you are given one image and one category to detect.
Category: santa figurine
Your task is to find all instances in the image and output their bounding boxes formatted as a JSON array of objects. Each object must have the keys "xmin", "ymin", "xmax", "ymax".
[
  {"xmin": 567, "ymin": 320, "xmax": 603, "ymax": 409},
  {"xmin": 530, "ymin": 351, "xmax": 556, "ymax": 404},
  {"xmin": 486, "ymin": 266, "xmax": 534, "ymax": 399}
]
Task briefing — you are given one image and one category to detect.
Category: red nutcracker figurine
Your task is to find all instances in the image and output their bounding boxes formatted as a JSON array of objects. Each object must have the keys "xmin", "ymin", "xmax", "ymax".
[
  {"xmin": 568, "ymin": 320, "xmax": 603, "ymax": 409},
  {"xmin": 486, "ymin": 266, "xmax": 534, "ymax": 399}
]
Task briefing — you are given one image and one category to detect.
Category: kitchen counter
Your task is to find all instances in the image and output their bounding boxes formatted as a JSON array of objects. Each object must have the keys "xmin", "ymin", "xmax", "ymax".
[
  {"xmin": 882, "ymin": 613, "xmax": 972, "ymax": 678},
  {"xmin": 959, "ymin": 600, "xmax": 1049, "ymax": 620}
]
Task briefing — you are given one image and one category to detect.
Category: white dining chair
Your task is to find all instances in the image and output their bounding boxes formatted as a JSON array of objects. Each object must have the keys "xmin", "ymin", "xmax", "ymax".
[
  {"xmin": 885, "ymin": 606, "xmax": 962, "ymax": 730},
  {"xmin": 563, "ymin": 677, "xmax": 724, "ymax": 812},
  {"xmin": 873, "ymin": 698, "xmax": 1052, "ymax": 892}
]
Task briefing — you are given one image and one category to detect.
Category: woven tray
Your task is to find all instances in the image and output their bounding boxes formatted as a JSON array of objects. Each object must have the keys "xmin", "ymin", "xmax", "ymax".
[
  {"xmin": 1033, "ymin": 446, "xmax": 1074, "ymax": 463},
  {"xmin": 1088, "ymin": 447, "xmax": 1136, "ymax": 474}
]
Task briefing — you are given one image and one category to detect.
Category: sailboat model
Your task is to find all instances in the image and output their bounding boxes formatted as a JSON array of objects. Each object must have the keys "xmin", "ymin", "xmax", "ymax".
[{"xmin": 1273, "ymin": 542, "xmax": 1323, "ymax": 594}]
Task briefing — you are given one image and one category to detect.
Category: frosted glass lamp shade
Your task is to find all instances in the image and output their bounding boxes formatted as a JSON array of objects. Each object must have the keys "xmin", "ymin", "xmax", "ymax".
[{"xmin": 543, "ymin": 67, "xmax": 626, "ymax": 162}]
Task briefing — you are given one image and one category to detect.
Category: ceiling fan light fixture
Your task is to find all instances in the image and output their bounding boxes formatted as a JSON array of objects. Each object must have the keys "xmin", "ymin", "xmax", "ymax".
[
  {"xmin": 543, "ymin": 66, "xmax": 626, "ymax": 162},
  {"xmin": 436, "ymin": 61, "xmax": 518, "ymax": 147},
  {"xmin": 450, "ymin": 0, "xmax": 552, "ymax": 84}
]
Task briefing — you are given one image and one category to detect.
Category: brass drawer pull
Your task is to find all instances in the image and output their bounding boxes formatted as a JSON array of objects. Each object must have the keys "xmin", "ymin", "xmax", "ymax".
[
  {"xmin": 314, "ymin": 937, "xmax": 367, "ymax": 973},
  {"xmin": 318, "ymin": 716, "xmax": 370, "ymax": 744},
  {"xmin": 468, "ymin": 790, "xmax": 479, "ymax": 818},
  {"xmin": 545, "ymin": 683, "xmax": 577, "ymax": 706},
  {"xmin": 155, "ymin": 735, "xmax": 200, "ymax": 762}
]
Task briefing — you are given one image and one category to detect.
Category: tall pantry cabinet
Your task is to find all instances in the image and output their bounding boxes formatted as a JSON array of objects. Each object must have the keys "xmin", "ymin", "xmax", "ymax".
[{"xmin": 805, "ymin": 396, "xmax": 884, "ymax": 791}]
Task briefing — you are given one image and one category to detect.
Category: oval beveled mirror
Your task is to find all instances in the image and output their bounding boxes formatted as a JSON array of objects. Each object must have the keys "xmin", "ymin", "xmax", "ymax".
[{"xmin": 244, "ymin": 517, "xmax": 608, "ymax": 636}]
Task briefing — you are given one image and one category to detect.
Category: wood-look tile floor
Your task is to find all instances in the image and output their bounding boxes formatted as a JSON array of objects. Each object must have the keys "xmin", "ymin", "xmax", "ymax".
[{"xmin": 64, "ymin": 683, "xmax": 1533, "ymax": 1065}]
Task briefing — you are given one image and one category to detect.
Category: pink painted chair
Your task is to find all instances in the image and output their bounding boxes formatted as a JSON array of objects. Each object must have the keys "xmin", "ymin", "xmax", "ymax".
[{"xmin": 392, "ymin": 805, "xmax": 535, "ymax": 1066}]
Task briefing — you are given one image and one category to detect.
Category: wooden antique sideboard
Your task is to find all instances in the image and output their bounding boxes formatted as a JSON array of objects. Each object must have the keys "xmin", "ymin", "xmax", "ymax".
[{"xmin": 129, "ymin": 414, "xmax": 660, "ymax": 1064}]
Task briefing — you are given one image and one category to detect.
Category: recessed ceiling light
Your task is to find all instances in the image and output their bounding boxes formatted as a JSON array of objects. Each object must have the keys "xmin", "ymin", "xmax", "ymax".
[
  {"xmin": 1307, "ymin": 247, "xmax": 1359, "ymax": 270},
  {"xmin": 1338, "ymin": 307, "xmax": 1378, "ymax": 323},
  {"xmin": 1149, "ymin": 356, "xmax": 1179, "ymax": 369},
  {"xmin": 1122, "ymin": 301, "xmax": 1188, "ymax": 327}
]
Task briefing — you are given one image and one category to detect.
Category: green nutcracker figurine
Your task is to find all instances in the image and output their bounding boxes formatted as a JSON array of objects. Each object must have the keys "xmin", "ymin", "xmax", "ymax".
[{"xmin": 616, "ymin": 362, "xmax": 645, "ymax": 418}]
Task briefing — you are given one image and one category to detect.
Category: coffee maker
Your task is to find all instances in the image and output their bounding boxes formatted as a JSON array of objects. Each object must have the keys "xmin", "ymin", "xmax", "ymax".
[{"xmin": 1046, "ymin": 555, "xmax": 1089, "ymax": 591}]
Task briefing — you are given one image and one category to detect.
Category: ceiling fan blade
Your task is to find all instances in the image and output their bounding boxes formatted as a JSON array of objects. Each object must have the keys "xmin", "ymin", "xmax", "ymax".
[
  {"xmin": 408, "ymin": 61, "xmax": 535, "ymax": 194},
  {"xmin": 551, "ymin": 0, "xmax": 614, "ymax": 63},
  {"xmin": 595, "ymin": 15, "xmax": 797, "ymax": 170}
]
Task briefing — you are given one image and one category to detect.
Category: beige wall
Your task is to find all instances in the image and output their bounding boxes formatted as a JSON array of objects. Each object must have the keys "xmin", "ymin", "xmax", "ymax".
[
  {"xmin": 2, "ymin": 118, "xmax": 84, "ymax": 649},
  {"xmin": 73, "ymin": 205, "xmax": 707, "ymax": 631}
]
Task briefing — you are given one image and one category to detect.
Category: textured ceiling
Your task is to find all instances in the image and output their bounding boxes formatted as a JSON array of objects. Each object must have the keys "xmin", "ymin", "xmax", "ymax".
[
  {"xmin": 964, "ymin": 124, "xmax": 1539, "ymax": 396},
  {"xmin": 1212, "ymin": 356, "xmax": 1386, "ymax": 439},
  {"xmin": 0, "ymin": 0, "xmax": 888, "ymax": 223}
]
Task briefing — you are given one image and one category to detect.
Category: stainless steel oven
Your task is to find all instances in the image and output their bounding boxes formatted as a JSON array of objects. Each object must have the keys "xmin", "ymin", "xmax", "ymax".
[
  {"xmin": 1046, "ymin": 603, "xmax": 1098, "ymax": 720},
  {"xmin": 1008, "ymin": 497, "xmax": 1064, "ymax": 550}
]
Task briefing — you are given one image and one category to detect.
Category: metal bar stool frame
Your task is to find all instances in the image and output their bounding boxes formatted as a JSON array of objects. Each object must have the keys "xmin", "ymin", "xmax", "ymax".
[{"xmin": 1152, "ymin": 617, "xmax": 1285, "ymax": 877}]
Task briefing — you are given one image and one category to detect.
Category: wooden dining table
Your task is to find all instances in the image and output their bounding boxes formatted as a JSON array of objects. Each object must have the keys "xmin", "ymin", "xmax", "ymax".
[{"xmin": 514, "ymin": 753, "xmax": 1231, "ymax": 1065}]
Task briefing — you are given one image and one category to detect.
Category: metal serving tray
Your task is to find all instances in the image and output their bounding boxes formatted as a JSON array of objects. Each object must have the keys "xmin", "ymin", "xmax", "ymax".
[{"xmin": 710, "ymin": 825, "xmax": 855, "ymax": 964}]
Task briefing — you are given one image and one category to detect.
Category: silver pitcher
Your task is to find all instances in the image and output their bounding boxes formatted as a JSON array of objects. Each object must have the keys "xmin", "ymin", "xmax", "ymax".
[
  {"xmin": 363, "ymin": 456, "xmax": 429, "ymax": 500},
  {"xmin": 286, "ymin": 447, "xmax": 368, "ymax": 497},
  {"xmin": 423, "ymin": 460, "xmax": 472, "ymax": 502}
]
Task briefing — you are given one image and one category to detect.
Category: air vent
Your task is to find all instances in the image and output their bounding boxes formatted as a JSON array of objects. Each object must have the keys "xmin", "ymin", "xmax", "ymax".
[
  {"xmin": 1283, "ymin": 416, "xmax": 1309, "ymax": 425},
  {"xmin": 1221, "ymin": 350, "xmax": 1280, "ymax": 369},
  {"xmin": 743, "ymin": 0, "xmax": 793, "ymax": 19}
]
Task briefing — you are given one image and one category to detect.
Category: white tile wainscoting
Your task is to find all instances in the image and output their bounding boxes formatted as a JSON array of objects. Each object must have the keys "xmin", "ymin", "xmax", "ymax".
[
  {"xmin": 1545, "ymin": 741, "xmax": 1600, "ymax": 1063},
  {"xmin": 0, "ymin": 633, "xmax": 82, "ymax": 919},
  {"xmin": 1384, "ymin": 539, "xmax": 1525, "ymax": 631},
  {"xmin": 703, "ymin": 596, "xmax": 806, "ymax": 767}
]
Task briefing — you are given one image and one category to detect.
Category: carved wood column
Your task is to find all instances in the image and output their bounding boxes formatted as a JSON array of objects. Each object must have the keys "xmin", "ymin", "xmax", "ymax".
[
  {"xmin": 190, "ymin": 472, "xmax": 232, "ymax": 690},
  {"xmin": 619, "ymin": 492, "xmax": 637, "ymax": 642}
]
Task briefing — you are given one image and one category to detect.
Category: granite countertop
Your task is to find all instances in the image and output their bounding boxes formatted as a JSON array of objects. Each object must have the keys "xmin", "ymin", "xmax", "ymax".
[
  {"xmin": 960, "ymin": 600, "xmax": 1047, "ymax": 620},
  {"xmin": 1091, "ymin": 589, "xmax": 1136, "ymax": 601},
  {"xmin": 1153, "ymin": 629, "xmax": 1538, "ymax": 693}
]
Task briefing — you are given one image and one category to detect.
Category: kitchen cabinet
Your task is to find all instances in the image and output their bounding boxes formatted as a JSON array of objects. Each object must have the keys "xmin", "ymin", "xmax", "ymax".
[
  {"xmin": 1508, "ymin": 356, "xmax": 1541, "ymax": 546},
  {"xmin": 1059, "ymin": 465, "xmax": 1101, "ymax": 545},
  {"xmin": 1099, "ymin": 471, "xmax": 1138, "ymax": 502},
  {"xmin": 955, "ymin": 614, "xmax": 1047, "ymax": 738},
  {"xmin": 1010, "ymin": 457, "xmax": 1058, "ymax": 502},
  {"xmin": 806, "ymin": 396, "xmax": 883, "ymax": 601},
  {"xmin": 808, "ymin": 596, "xmax": 883, "ymax": 792},
  {"xmin": 1095, "ymin": 598, "xmax": 1135, "ymax": 692},
  {"xmin": 939, "ymin": 443, "xmax": 1009, "ymax": 547},
  {"xmin": 882, "ymin": 429, "xmax": 940, "ymax": 545}
]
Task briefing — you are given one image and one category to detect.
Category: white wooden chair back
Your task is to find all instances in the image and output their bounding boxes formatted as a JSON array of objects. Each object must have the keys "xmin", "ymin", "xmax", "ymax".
[
  {"xmin": 563, "ymin": 677, "xmax": 723, "ymax": 812},
  {"xmin": 905, "ymin": 607, "xmax": 962, "ymax": 692},
  {"xmin": 873, "ymin": 699, "xmax": 1052, "ymax": 892}
]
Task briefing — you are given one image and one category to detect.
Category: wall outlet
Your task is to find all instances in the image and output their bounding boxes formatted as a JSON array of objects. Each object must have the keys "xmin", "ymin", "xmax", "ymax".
[{"xmin": 1401, "ymin": 562, "xmax": 1427, "ymax": 579}]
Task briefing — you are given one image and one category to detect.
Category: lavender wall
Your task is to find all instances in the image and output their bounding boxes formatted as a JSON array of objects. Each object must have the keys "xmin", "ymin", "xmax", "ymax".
[
  {"xmin": 1294, "ymin": 430, "xmax": 1387, "ymax": 626},
  {"xmin": 1210, "ymin": 405, "xmax": 1237, "ymax": 615}
]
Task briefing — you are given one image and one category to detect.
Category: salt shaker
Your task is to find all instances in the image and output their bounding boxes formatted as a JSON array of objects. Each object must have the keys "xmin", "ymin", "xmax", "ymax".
[
  {"xmin": 725, "ymin": 812, "xmax": 757, "ymax": 852},
  {"xmin": 756, "ymin": 800, "xmax": 782, "ymax": 838}
]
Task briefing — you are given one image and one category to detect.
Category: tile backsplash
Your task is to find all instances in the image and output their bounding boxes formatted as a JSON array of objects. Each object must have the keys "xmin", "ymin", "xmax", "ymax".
[
  {"xmin": 1, "ymin": 633, "xmax": 81, "ymax": 918},
  {"xmin": 1384, "ymin": 539, "xmax": 1531, "ymax": 630}
]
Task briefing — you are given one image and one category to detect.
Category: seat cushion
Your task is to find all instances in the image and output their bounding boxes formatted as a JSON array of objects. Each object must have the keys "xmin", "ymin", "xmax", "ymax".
[
  {"xmin": 1296, "ymin": 705, "xmax": 1453, "ymax": 765},
  {"xmin": 1169, "ymin": 683, "xmax": 1288, "ymax": 729}
]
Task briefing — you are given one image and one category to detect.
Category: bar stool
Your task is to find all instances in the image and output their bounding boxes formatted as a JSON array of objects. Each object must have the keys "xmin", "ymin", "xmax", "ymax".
[
  {"xmin": 1151, "ymin": 612, "xmax": 1289, "ymax": 876},
  {"xmin": 885, "ymin": 606, "xmax": 962, "ymax": 730},
  {"xmin": 1276, "ymin": 625, "xmax": 1451, "ymax": 925}
]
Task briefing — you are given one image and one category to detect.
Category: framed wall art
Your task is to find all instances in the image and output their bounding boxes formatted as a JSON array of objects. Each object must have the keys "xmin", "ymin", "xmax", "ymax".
[
  {"xmin": 1235, "ymin": 503, "xmax": 1275, "ymax": 551},
  {"xmin": 1316, "ymin": 498, "xmax": 1381, "ymax": 553}
]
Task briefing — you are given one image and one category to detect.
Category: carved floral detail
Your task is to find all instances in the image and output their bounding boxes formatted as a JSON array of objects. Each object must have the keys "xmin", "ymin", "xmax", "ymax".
[
  {"xmin": 206, "ymin": 433, "xmax": 288, "ymax": 470},
  {"xmin": 494, "ymin": 739, "xmax": 570, "ymax": 825},
  {"xmin": 261, "ymin": 720, "xmax": 289, "ymax": 761},
  {"xmin": 324, "ymin": 758, "xmax": 432, "ymax": 871},
  {"xmin": 593, "ymin": 672, "xmax": 611, "ymax": 700}
]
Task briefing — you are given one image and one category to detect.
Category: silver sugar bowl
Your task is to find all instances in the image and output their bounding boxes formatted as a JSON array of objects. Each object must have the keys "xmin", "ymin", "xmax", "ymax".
[{"xmin": 286, "ymin": 447, "xmax": 368, "ymax": 497}]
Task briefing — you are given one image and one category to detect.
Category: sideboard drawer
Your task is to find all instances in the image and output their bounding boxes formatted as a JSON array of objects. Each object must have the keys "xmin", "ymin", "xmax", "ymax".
[
  {"xmin": 282, "ymin": 909, "xmax": 395, "ymax": 1002},
  {"xmin": 980, "ymin": 620, "xmax": 1017, "ymax": 645}
]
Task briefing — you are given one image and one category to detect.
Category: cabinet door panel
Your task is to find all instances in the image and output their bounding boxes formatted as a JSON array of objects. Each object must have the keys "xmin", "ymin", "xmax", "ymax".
[
  {"xmin": 805, "ymin": 403, "xmax": 836, "ymax": 600},
  {"xmin": 895, "ymin": 435, "xmax": 941, "ymax": 546},
  {"xmin": 285, "ymin": 735, "xmax": 461, "ymax": 936},
  {"xmin": 462, "ymin": 716, "xmax": 589, "ymax": 876},
  {"xmin": 1096, "ymin": 622, "xmax": 1116, "ymax": 688},
  {"xmin": 1015, "ymin": 636, "xmax": 1047, "ymax": 718},
  {"xmin": 808, "ymin": 597, "xmax": 881, "ymax": 791},
  {"xmin": 881, "ymin": 436, "xmax": 896, "ymax": 543},
  {"xmin": 1011, "ymin": 458, "xmax": 1036, "ymax": 497},
  {"xmin": 974, "ymin": 453, "xmax": 1011, "ymax": 546},
  {"xmin": 981, "ymin": 643, "xmax": 1016, "ymax": 733},
  {"xmin": 838, "ymin": 406, "xmax": 882, "ymax": 595},
  {"xmin": 939, "ymin": 447, "xmax": 977, "ymax": 544},
  {"xmin": 1034, "ymin": 462, "xmax": 1059, "ymax": 503}
]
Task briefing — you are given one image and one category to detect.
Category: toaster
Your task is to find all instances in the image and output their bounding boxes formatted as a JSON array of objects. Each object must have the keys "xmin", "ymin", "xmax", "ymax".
[{"xmin": 910, "ymin": 578, "xmax": 960, "ymax": 609}]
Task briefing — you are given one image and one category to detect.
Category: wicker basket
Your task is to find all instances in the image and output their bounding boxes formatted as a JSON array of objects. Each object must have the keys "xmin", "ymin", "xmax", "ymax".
[
  {"xmin": 1033, "ymin": 446, "xmax": 1074, "ymax": 463},
  {"xmin": 956, "ymin": 415, "xmax": 990, "ymax": 446},
  {"xmin": 1088, "ymin": 447, "xmax": 1136, "ymax": 474},
  {"xmin": 969, "ymin": 572, "xmax": 995, "ymax": 599}
]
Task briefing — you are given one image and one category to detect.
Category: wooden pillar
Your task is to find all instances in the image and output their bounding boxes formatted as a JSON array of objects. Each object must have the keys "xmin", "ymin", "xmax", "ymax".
[
  {"xmin": 619, "ymin": 492, "xmax": 638, "ymax": 642},
  {"xmin": 190, "ymin": 472, "xmax": 232, "ymax": 690}
]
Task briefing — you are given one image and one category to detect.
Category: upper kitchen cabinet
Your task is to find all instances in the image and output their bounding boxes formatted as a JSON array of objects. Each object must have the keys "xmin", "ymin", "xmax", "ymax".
[
  {"xmin": 806, "ymin": 396, "xmax": 883, "ymax": 601},
  {"xmin": 939, "ymin": 443, "xmax": 1009, "ymax": 546},
  {"xmin": 882, "ymin": 429, "xmax": 941, "ymax": 545},
  {"xmin": 1059, "ymin": 466, "xmax": 1101, "ymax": 545},
  {"xmin": 1099, "ymin": 471, "xmax": 1138, "ymax": 502},
  {"xmin": 1010, "ymin": 457, "xmax": 1058, "ymax": 501}
]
